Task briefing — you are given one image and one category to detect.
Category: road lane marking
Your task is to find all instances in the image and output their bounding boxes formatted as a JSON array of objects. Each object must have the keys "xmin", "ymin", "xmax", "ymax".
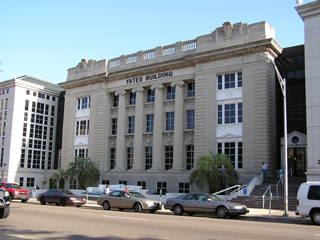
[{"xmin": 103, "ymin": 215, "xmax": 147, "ymax": 221}]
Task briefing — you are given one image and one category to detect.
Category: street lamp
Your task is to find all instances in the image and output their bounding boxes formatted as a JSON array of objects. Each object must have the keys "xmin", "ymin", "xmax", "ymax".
[{"xmin": 265, "ymin": 53, "xmax": 289, "ymax": 217}]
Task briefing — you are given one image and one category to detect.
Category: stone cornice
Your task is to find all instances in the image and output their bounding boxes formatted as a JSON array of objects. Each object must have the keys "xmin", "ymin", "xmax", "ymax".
[{"xmin": 60, "ymin": 39, "xmax": 281, "ymax": 90}]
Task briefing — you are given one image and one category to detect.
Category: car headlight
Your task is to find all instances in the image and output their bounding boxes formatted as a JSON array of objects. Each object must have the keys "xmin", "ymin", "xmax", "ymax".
[
  {"xmin": 232, "ymin": 206, "xmax": 244, "ymax": 210},
  {"xmin": 146, "ymin": 201, "xmax": 155, "ymax": 207},
  {"xmin": 69, "ymin": 198, "xmax": 76, "ymax": 201}
]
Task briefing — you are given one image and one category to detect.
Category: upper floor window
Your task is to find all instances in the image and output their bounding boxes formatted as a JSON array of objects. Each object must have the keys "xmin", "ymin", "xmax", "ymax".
[
  {"xmin": 167, "ymin": 86, "xmax": 175, "ymax": 100},
  {"xmin": 147, "ymin": 89, "xmax": 155, "ymax": 102},
  {"xmin": 146, "ymin": 114, "xmax": 154, "ymax": 132},
  {"xmin": 111, "ymin": 118, "xmax": 117, "ymax": 135},
  {"xmin": 187, "ymin": 82, "xmax": 195, "ymax": 97},
  {"xmin": 127, "ymin": 147, "xmax": 133, "ymax": 170},
  {"xmin": 113, "ymin": 94, "xmax": 119, "ymax": 107},
  {"xmin": 186, "ymin": 145, "xmax": 194, "ymax": 170},
  {"xmin": 77, "ymin": 97, "xmax": 91, "ymax": 110},
  {"xmin": 129, "ymin": 92, "xmax": 136, "ymax": 105},
  {"xmin": 166, "ymin": 112, "xmax": 175, "ymax": 131},
  {"xmin": 218, "ymin": 103, "xmax": 242, "ymax": 125},
  {"xmin": 76, "ymin": 120, "xmax": 90, "ymax": 135},
  {"xmin": 187, "ymin": 110, "xmax": 195, "ymax": 129},
  {"xmin": 145, "ymin": 147, "xmax": 152, "ymax": 170},
  {"xmin": 165, "ymin": 146, "xmax": 173, "ymax": 170},
  {"xmin": 217, "ymin": 72, "xmax": 242, "ymax": 90},
  {"xmin": 128, "ymin": 116, "xmax": 135, "ymax": 133},
  {"xmin": 110, "ymin": 148, "xmax": 116, "ymax": 170},
  {"xmin": 74, "ymin": 149, "xmax": 88, "ymax": 158}
]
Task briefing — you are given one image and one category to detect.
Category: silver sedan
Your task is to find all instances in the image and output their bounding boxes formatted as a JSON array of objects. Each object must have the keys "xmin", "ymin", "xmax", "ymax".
[
  {"xmin": 164, "ymin": 193, "xmax": 249, "ymax": 218},
  {"xmin": 97, "ymin": 190, "xmax": 162, "ymax": 213}
]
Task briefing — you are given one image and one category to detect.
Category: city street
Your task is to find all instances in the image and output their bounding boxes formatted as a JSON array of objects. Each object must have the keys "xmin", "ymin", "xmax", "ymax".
[{"xmin": 0, "ymin": 201, "xmax": 318, "ymax": 240}]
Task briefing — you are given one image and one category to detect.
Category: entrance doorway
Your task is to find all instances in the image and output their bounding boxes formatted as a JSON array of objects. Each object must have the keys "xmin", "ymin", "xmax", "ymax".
[{"xmin": 288, "ymin": 147, "xmax": 306, "ymax": 177}]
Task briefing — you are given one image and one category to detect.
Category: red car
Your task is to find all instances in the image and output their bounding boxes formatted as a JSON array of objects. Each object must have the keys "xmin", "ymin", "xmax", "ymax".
[{"xmin": 0, "ymin": 182, "xmax": 30, "ymax": 203}]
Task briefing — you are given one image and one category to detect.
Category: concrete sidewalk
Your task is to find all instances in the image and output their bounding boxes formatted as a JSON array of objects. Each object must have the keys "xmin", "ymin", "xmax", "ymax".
[{"xmin": 26, "ymin": 199, "xmax": 311, "ymax": 224}]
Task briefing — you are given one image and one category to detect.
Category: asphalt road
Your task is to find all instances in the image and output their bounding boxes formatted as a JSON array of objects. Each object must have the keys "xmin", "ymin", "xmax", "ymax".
[{"xmin": 0, "ymin": 202, "xmax": 319, "ymax": 240}]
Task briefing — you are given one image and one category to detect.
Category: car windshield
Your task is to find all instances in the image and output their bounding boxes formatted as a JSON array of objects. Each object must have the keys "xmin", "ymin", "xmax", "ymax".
[
  {"xmin": 210, "ymin": 195, "xmax": 225, "ymax": 201},
  {"xmin": 130, "ymin": 192, "xmax": 146, "ymax": 199},
  {"xmin": 6, "ymin": 184, "xmax": 21, "ymax": 189},
  {"xmin": 59, "ymin": 190, "xmax": 75, "ymax": 195}
]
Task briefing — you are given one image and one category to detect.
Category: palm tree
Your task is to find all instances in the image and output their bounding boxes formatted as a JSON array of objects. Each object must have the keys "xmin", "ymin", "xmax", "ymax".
[
  {"xmin": 189, "ymin": 152, "xmax": 238, "ymax": 194},
  {"xmin": 65, "ymin": 157, "xmax": 100, "ymax": 190},
  {"xmin": 50, "ymin": 169, "xmax": 66, "ymax": 189}
]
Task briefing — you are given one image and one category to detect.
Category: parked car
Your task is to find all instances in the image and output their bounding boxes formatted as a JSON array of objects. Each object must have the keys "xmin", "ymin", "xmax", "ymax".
[
  {"xmin": 0, "ymin": 187, "xmax": 10, "ymax": 218},
  {"xmin": 164, "ymin": 193, "xmax": 249, "ymax": 218},
  {"xmin": 97, "ymin": 190, "xmax": 162, "ymax": 213},
  {"xmin": 0, "ymin": 182, "xmax": 30, "ymax": 203},
  {"xmin": 295, "ymin": 182, "xmax": 320, "ymax": 225},
  {"xmin": 37, "ymin": 189, "xmax": 86, "ymax": 207}
]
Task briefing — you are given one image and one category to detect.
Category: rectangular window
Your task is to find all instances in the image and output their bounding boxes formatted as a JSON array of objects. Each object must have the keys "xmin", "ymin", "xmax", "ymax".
[
  {"xmin": 187, "ymin": 82, "xmax": 195, "ymax": 97},
  {"xmin": 70, "ymin": 179, "xmax": 77, "ymax": 189},
  {"xmin": 127, "ymin": 56, "xmax": 137, "ymax": 63},
  {"xmin": 146, "ymin": 114, "xmax": 154, "ymax": 132},
  {"xmin": 308, "ymin": 186, "xmax": 320, "ymax": 200},
  {"xmin": 137, "ymin": 181, "xmax": 146, "ymax": 189},
  {"xmin": 20, "ymin": 149, "xmax": 25, "ymax": 168},
  {"xmin": 129, "ymin": 92, "xmax": 136, "ymax": 105},
  {"xmin": 147, "ymin": 89, "xmax": 155, "ymax": 102},
  {"xmin": 145, "ymin": 52, "xmax": 155, "ymax": 60},
  {"xmin": 76, "ymin": 120, "xmax": 90, "ymax": 135},
  {"xmin": 157, "ymin": 182, "xmax": 167, "ymax": 195},
  {"xmin": 165, "ymin": 146, "xmax": 173, "ymax": 170},
  {"xmin": 74, "ymin": 149, "xmax": 88, "ymax": 158},
  {"xmin": 186, "ymin": 145, "xmax": 194, "ymax": 170},
  {"xmin": 145, "ymin": 146, "xmax": 152, "ymax": 170},
  {"xmin": 217, "ymin": 103, "xmax": 242, "ymax": 125},
  {"xmin": 187, "ymin": 110, "xmax": 195, "ymax": 129},
  {"xmin": 217, "ymin": 142, "xmax": 242, "ymax": 169},
  {"xmin": 77, "ymin": 97, "xmax": 91, "ymax": 110},
  {"xmin": 102, "ymin": 180, "xmax": 109, "ymax": 185},
  {"xmin": 119, "ymin": 180, "xmax": 127, "ymax": 185},
  {"xmin": 25, "ymin": 100, "xmax": 29, "ymax": 111},
  {"xmin": 26, "ymin": 177, "xmax": 35, "ymax": 187},
  {"xmin": 111, "ymin": 118, "xmax": 117, "ymax": 135},
  {"xmin": 179, "ymin": 182, "xmax": 190, "ymax": 193},
  {"xmin": 19, "ymin": 177, "xmax": 24, "ymax": 187},
  {"xmin": 166, "ymin": 112, "xmax": 174, "ymax": 131},
  {"xmin": 167, "ymin": 86, "xmax": 175, "ymax": 100},
  {"xmin": 128, "ymin": 116, "xmax": 135, "ymax": 133},
  {"xmin": 113, "ymin": 95, "xmax": 119, "ymax": 107},
  {"xmin": 110, "ymin": 148, "xmax": 116, "ymax": 169},
  {"xmin": 127, "ymin": 147, "xmax": 133, "ymax": 170},
  {"xmin": 110, "ymin": 60, "xmax": 120, "ymax": 67},
  {"xmin": 217, "ymin": 72, "xmax": 242, "ymax": 90}
]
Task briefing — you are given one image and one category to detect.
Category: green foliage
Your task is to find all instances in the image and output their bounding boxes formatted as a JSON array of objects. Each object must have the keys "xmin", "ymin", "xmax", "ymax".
[
  {"xmin": 65, "ymin": 157, "xmax": 100, "ymax": 190},
  {"xmin": 50, "ymin": 169, "xmax": 66, "ymax": 189},
  {"xmin": 189, "ymin": 152, "xmax": 238, "ymax": 194}
]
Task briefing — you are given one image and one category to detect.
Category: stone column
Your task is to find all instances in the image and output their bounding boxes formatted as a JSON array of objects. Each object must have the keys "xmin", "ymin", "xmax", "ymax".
[
  {"xmin": 114, "ymin": 90, "xmax": 127, "ymax": 171},
  {"xmin": 104, "ymin": 92, "xmax": 111, "ymax": 171},
  {"xmin": 172, "ymin": 81, "xmax": 185, "ymax": 171},
  {"xmin": 132, "ymin": 87, "xmax": 144, "ymax": 170},
  {"xmin": 150, "ymin": 84, "xmax": 164, "ymax": 170}
]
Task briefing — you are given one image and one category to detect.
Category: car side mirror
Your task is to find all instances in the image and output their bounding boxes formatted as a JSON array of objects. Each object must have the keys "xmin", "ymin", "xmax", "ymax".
[{"xmin": 207, "ymin": 199, "xmax": 212, "ymax": 202}]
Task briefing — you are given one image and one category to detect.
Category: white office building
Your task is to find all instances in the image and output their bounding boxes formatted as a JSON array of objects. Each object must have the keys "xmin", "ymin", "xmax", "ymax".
[{"xmin": 0, "ymin": 75, "xmax": 63, "ymax": 190}]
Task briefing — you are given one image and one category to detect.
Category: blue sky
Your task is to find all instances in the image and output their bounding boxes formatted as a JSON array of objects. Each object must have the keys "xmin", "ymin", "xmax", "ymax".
[{"xmin": 0, "ymin": 0, "xmax": 314, "ymax": 84}]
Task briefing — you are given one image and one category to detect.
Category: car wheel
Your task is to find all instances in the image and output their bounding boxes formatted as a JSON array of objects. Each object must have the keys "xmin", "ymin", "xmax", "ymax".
[
  {"xmin": 60, "ymin": 198, "xmax": 66, "ymax": 207},
  {"xmin": 56, "ymin": 203, "xmax": 60, "ymax": 206},
  {"xmin": 40, "ymin": 197, "xmax": 46, "ymax": 205},
  {"xmin": 150, "ymin": 210, "xmax": 156, "ymax": 213},
  {"xmin": 134, "ymin": 203, "xmax": 142, "ymax": 212},
  {"xmin": 173, "ymin": 205, "xmax": 183, "ymax": 215},
  {"xmin": 103, "ymin": 201, "xmax": 110, "ymax": 210},
  {"xmin": 217, "ymin": 207, "xmax": 228, "ymax": 218},
  {"xmin": 76, "ymin": 205, "xmax": 81, "ymax": 208},
  {"xmin": 118, "ymin": 208, "xmax": 124, "ymax": 211},
  {"xmin": 0, "ymin": 207, "xmax": 10, "ymax": 219},
  {"xmin": 311, "ymin": 210, "xmax": 320, "ymax": 225}
]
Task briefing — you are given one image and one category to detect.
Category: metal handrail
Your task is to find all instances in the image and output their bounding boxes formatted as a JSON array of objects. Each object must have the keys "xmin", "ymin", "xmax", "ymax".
[
  {"xmin": 262, "ymin": 185, "xmax": 272, "ymax": 209},
  {"xmin": 276, "ymin": 178, "xmax": 282, "ymax": 196},
  {"xmin": 212, "ymin": 185, "xmax": 241, "ymax": 196},
  {"xmin": 288, "ymin": 167, "xmax": 293, "ymax": 177}
]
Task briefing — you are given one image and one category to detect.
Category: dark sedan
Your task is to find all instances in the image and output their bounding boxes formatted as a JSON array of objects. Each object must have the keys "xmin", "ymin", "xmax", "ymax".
[
  {"xmin": 37, "ymin": 189, "xmax": 86, "ymax": 207},
  {"xmin": 164, "ymin": 193, "xmax": 249, "ymax": 218}
]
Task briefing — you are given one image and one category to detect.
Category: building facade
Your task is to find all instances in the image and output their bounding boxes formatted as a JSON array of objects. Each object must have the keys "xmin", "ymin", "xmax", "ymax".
[
  {"xmin": 296, "ymin": 1, "xmax": 320, "ymax": 181},
  {"xmin": 0, "ymin": 76, "xmax": 64, "ymax": 190},
  {"xmin": 59, "ymin": 21, "xmax": 282, "ymax": 193}
]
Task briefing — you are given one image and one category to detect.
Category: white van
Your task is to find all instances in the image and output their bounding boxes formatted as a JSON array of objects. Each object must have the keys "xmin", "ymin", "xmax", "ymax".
[{"xmin": 296, "ymin": 182, "xmax": 320, "ymax": 225}]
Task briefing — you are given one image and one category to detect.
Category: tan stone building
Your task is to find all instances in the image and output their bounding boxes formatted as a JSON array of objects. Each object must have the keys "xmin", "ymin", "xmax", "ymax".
[{"xmin": 59, "ymin": 21, "xmax": 282, "ymax": 193}]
